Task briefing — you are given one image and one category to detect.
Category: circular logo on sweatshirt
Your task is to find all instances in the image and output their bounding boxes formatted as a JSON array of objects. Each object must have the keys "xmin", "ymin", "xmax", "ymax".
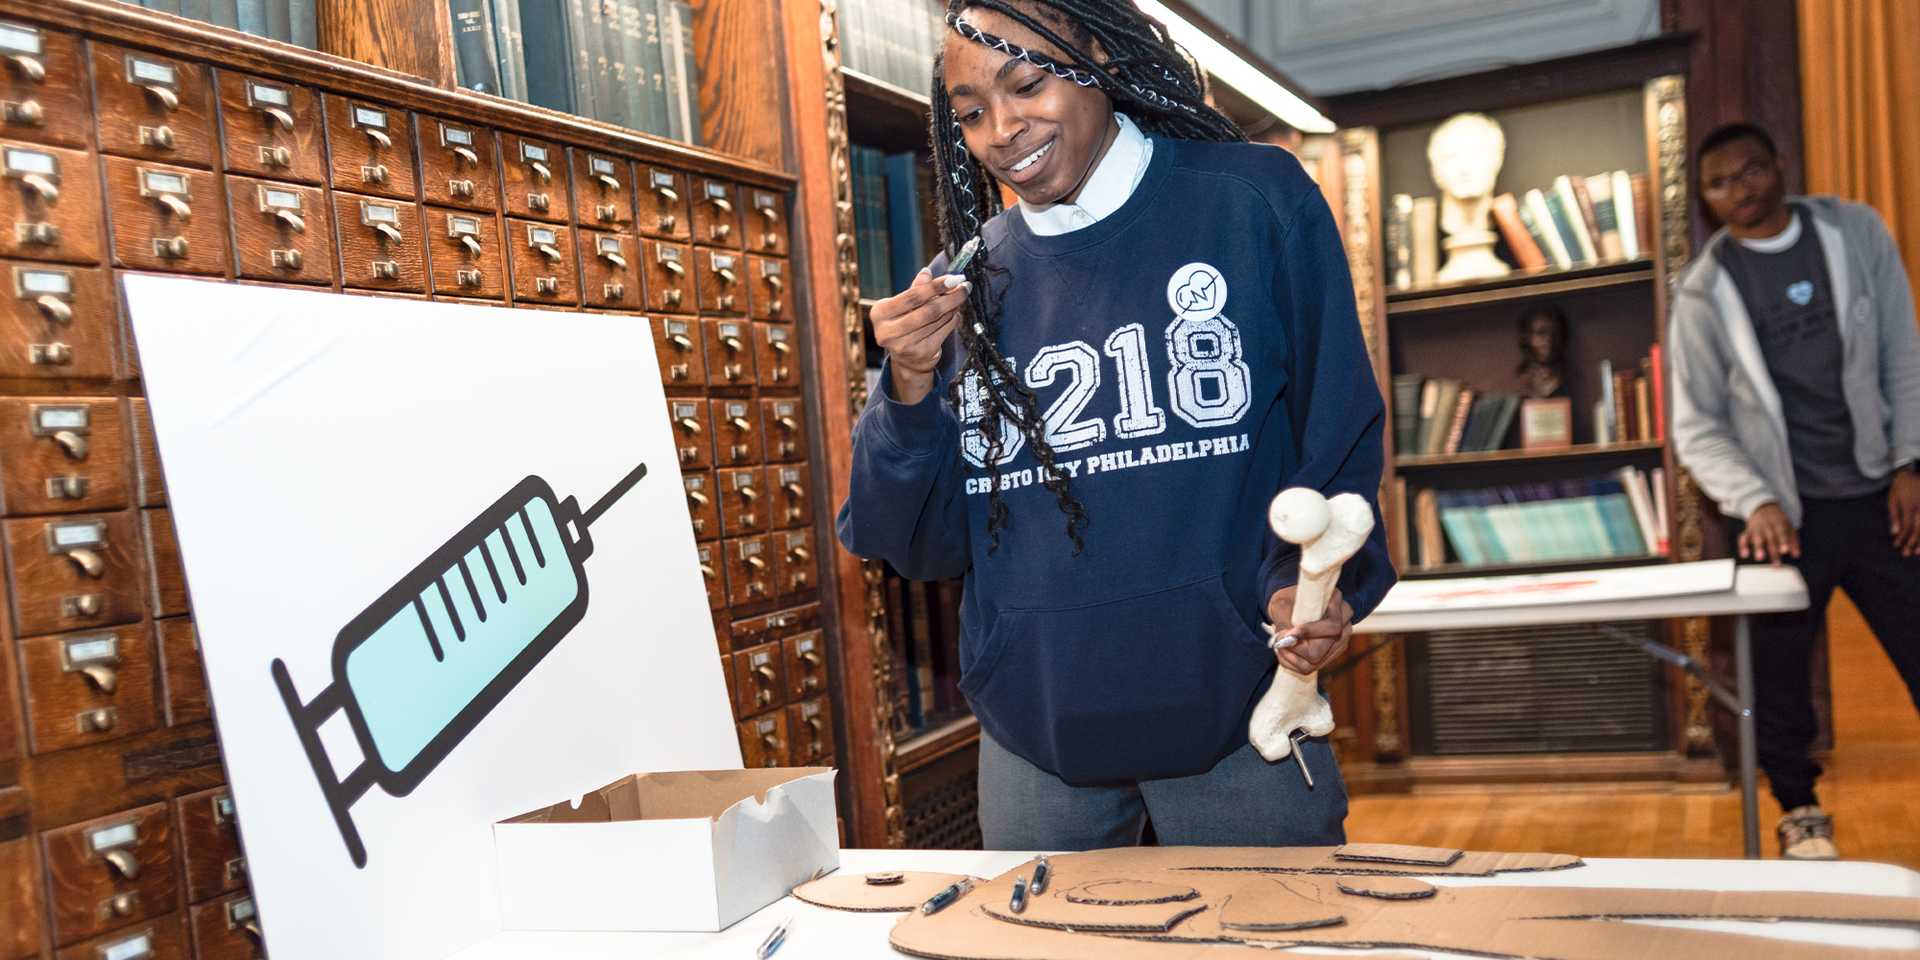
[{"xmin": 1167, "ymin": 262, "xmax": 1227, "ymax": 322}]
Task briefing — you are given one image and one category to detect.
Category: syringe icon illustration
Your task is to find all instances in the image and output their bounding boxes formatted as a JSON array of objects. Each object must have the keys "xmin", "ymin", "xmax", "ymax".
[{"xmin": 271, "ymin": 460, "xmax": 648, "ymax": 868}]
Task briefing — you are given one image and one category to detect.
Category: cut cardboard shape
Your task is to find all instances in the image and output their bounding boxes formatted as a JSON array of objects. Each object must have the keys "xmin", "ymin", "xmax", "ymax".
[
  {"xmin": 1217, "ymin": 878, "xmax": 1346, "ymax": 932},
  {"xmin": 792, "ymin": 871, "xmax": 976, "ymax": 912},
  {"xmin": 1335, "ymin": 876, "xmax": 1436, "ymax": 900},
  {"xmin": 1061, "ymin": 845, "xmax": 1581, "ymax": 877},
  {"xmin": 1333, "ymin": 843, "xmax": 1462, "ymax": 866},
  {"xmin": 493, "ymin": 767, "xmax": 837, "ymax": 932},
  {"xmin": 889, "ymin": 849, "xmax": 1920, "ymax": 960},
  {"xmin": 1061, "ymin": 880, "xmax": 1199, "ymax": 905}
]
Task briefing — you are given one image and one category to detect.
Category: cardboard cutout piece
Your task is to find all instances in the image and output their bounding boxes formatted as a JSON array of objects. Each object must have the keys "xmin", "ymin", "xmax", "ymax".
[
  {"xmin": 886, "ymin": 849, "xmax": 1920, "ymax": 960},
  {"xmin": 792, "ymin": 872, "xmax": 977, "ymax": 912},
  {"xmin": 1333, "ymin": 843, "xmax": 1463, "ymax": 866},
  {"xmin": 1062, "ymin": 844, "xmax": 1581, "ymax": 877},
  {"xmin": 1060, "ymin": 880, "xmax": 1199, "ymax": 905},
  {"xmin": 1334, "ymin": 876, "xmax": 1437, "ymax": 900}
]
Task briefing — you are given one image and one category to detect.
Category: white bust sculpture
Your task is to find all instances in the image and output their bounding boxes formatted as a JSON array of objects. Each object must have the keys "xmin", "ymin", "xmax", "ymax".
[{"xmin": 1427, "ymin": 112, "xmax": 1512, "ymax": 283}]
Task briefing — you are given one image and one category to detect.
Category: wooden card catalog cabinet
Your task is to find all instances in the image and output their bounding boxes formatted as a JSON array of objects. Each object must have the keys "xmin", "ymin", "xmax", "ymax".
[
  {"xmin": 1, "ymin": 141, "xmax": 102, "ymax": 264},
  {"xmin": 506, "ymin": 218, "xmax": 577, "ymax": 304},
  {"xmin": 691, "ymin": 176, "xmax": 740, "ymax": 248},
  {"xmin": 644, "ymin": 239, "xmax": 689, "ymax": 313},
  {"xmin": 419, "ymin": 116, "xmax": 498, "ymax": 211},
  {"xmin": 427, "ymin": 208, "xmax": 502, "ymax": 299},
  {"xmin": 20, "ymin": 626, "xmax": 159, "ymax": 754},
  {"xmin": 4, "ymin": 512, "xmax": 143, "ymax": 637},
  {"xmin": 502, "ymin": 134, "xmax": 567, "ymax": 222},
  {"xmin": 0, "ymin": 21, "xmax": 89, "ymax": 148},
  {"xmin": 574, "ymin": 151, "xmax": 633, "ymax": 230},
  {"xmin": 638, "ymin": 165, "xmax": 689, "ymax": 240},
  {"xmin": 217, "ymin": 72, "xmax": 321, "ymax": 182},
  {"xmin": 769, "ymin": 463, "xmax": 810, "ymax": 530},
  {"xmin": 42, "ymin": 803, "xmax": 176, "ymax": 944},
  {"xmin": 670, "ymin": 398, "xmax": 711, "ymax": 470},
  {"xmin": 578, "ymin": 229, "xmax": 636, "ymax": 309},
  {"xmin": 0, "ymin": 263, "xmax": 115, "ymax": 380},
  {"xmin": 0, "ymin": 397, "xmax": 127, "ymax": 515},
  {"xmin": 90, "ymin": 44, "xmax": 213, "ymax": 167},
  {"xmin": 229, "ymin": 176, "xmax": 332, "ymax": 284},
  {"xmin": 335, "ymin": 193, "xmax": 426, "ymax": 292},
  {"xmin": 105, "ymin": 158, "xmax": 226, "ymax": 274},
  {"xmin": 325, "ymin": 97, "xmax": 416, "ymax": 199},
  {"xmin": 747, "ymin": 188, "xmax": 786, "ymax": 255}
]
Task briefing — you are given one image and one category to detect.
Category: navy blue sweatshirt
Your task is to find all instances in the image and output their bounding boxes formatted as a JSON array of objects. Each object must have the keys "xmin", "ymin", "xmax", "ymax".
[{"xmin": 837, "ymin": 136, "xmax": 1395, "ymax": 785}]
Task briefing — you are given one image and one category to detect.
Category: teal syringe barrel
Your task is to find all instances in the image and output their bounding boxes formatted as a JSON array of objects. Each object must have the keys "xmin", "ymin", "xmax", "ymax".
[{"xmin": 272, "ymin": 462, "xmax": 646, "ymax": 868}]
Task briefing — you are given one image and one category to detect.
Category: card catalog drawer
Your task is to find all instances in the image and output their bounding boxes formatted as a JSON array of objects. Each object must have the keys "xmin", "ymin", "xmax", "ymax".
[
  {"xmin": 20, "ymin": 625, "xmax": 158, "ymax": 754},
  {"xmin": 5, "ymin": 512, "xmax": 142, "ymax": 637},
  {"xmin": 678, "ymin": 469, "xmax": 719, "ymax": 542},
  {"xmin": 667, "ymin": 397, "xmax": 710, "ymax": 471},
  {"xmin": 767, "ymin": 463, "xmax": 811, "ymax": 530},
  {"xmin": 227, "ymin": 176, "xmax": 332, "ymax": 285},
  {"xmin": 736, "ymin": 711, "xmax": 787, "ymax": 769},
  {"xmin": 745, "ymin": 188, "xmax": 786, "ymax": 256},
  {"xmin": 641, "ymin": 239, "xmax": 689, "ymax": 314},
  {"xmin": 760, "ymin": 397, "xmax": 806, "ymax": 463},
  {"xmin": 103, "ymin": 158, "xmax": 226, "ymax": 276},
  {"xmin": 689, "ymin": 176, "xmax": 740, "ymax": 249},
  {"xmin": 0, "ymin": 21, "xmax": 90, "ymax": 149},
  {"xmin": 571, "ymin": 150, "xmax": 633, "ymax": 231},
  {"xmin": 710, "ymin": 397, "xmax": 761, "ymax": 468},
  {"xmin": 732, "ymin": 641, "xmax": 786, "ymax": 717},
  {"xmin": 577, "ymin": 229, "xmax": 637, "ymax": 309},
  {"xmin": 173, "ymin": 786, "xmax": 243, "ymax": 904},
  {"xmin": 771, "ymin": 528, "xmax": 813, "ymax": 598},
  {"xmin": 333, "ymin": 192, "xmax": 426, "ymax": 293},
  {"xmin": 0, "ymin": 262, "xmax": 115, "ymax": 380},
  {"xmin": 716, "ymin": 466, "xmax": 767, "ymax": 539},
  {"xmin": 323, "ymin": 97, "xmax": 416, "ymax": 200},
  {"xmin": 1, "ymin": 830, "xmax": 44, "ymax": 960},
  {"xmin": 126, "ymin": 399, "xmax": 164, "ymax": 508},
  {"xmin": 54, "ymin": 914, "xmax": 188, "ymax": 960},
  {"xmin": 500, "ymin": 134, "xmax": 568, "ymax": 223},
  {"xmin": 217, "ymin": 72, "xmax": 322, "ymax": 183},
  {"xmin": 417, "ymin": 116, "xmax": 498, "ymax": 212},
  {"xmin": 754, "ymin": 322, "xmax": 796, "ymax": 391},
  {"xmin": 89, "ymin": 44, "xmax": 212, "ymax": 167},
  {"xmin": 701, "ymin": 318, "xmax": 754, "ymax": 388},
  {"xmin": 636, "ymin": 164, "xmax": 689, "ymax": 241},
  {"xmin": 693, "ymin": 248, "xmax": 742, "ymax": 315},
  {"xmin": 0, "ymin": 397, "xmax": 128, "ymax": 516},
  {"xmin": 696, "ymin": 542, "xmax": 724, "ymax": 611},
  {"xmin": 787, "ymin": 696, "xmax": 832, "ymax": 766},
  {"xmin": 1, "ymin": 141, "xmax": 102, "ymax": 264},
  {"xmin": 783, "ymin": 630, "xmax": 825, "ymax": 702},
  {"xmin": 722, "ymin": 534, "xmax": 771, "ymax": 607},
  {"xmin": 41, "ymin": 803, "xmax": 175, "ymax": 945},
  {"xmin": 746, "ymin": 255, "xmax": 786, "ymax": 321},
  {"xmin": 154, "ymin": 617, "xmax": 204, "ymax": 728},
  {"xmin": 185, "ymin": 892, "xmax": 260, "ymax": 960},
  {"xmin": 425, "ymin": 207, "xmax": 504, "ymax": 300},
  {"xmin": 504, "ymin": 217, "xmax": 577, "ymax": 305},
  {"xmin": 139, "ymin": 509, "xmax": 185, "ymax": 618},
  {"xmin": 649, "ymin": 314, "xmax": 704, "ymax": 389}
]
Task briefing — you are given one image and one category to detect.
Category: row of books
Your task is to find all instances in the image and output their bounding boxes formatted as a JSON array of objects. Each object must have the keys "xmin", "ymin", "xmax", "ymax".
[
  {"xmin": 1492, "ymin": 171, "xmax": 1652, "ymax": 272},
  {"xmin": 1405, "ymin": 468, "xmax": 1671, "ymax": 569},
  {"xmin": 883, "ymin": 573, "xmax": 966, "ymax": 735},
  {"xmin": 119, "ymin": 0, "xmax": 317, "ymax": 47},
  {"xmin": 1596, "ymin": 348, "xmax": 1667, "ymax": 445},
  {"xmin": 852, "ymin": 144, "xmax": 937, "ymax": 301},
  {"xmin": 841, "ymin": 0, "xmax": 944, "ymax": 99},
  {"xmin": 449, "ymin": 0, "xmax": 701, "ymax": 144},
  {"xmin": 1392, "ymin": 375, "xmax": 1524, "ymax": 458}
]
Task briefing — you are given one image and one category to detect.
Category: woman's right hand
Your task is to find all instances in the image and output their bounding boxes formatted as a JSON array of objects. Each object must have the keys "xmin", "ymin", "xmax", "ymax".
[{"xmin": 874, "ymin": 269, "xmax": 971, "ymax": 405}]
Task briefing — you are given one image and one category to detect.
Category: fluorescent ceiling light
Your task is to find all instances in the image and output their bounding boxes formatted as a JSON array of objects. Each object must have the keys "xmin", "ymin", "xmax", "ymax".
[{"xmin": 1133, "ymin": 0, "xmax": 1335, "ymax": 134}]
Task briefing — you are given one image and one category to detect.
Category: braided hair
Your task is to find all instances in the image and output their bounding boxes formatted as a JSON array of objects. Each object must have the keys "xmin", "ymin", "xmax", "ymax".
[{"xmin": 930, "ymin": 0, "xmax": 1245, "ymax": 553}]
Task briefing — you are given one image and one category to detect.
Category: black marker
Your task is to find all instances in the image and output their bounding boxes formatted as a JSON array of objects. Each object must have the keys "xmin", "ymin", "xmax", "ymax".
[
  {"xmin": 1030, "ymin": 855, "xmax": 1050, "ymax": 896},
  {"xmin": 1009, "ymin": 876, "xmax": 1029, "ymax": 914},
  {"xmin": 920, "ymin": 878, "xmax": 974, "ymax": 915}
]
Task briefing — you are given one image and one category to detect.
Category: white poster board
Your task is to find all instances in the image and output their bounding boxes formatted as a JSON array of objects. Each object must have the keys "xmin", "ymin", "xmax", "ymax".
[
  {"xmin": 124, "ymin": 276, "xmax": 741, "ymax": 960},
  {"xmin": 1372, "ymin": 558, "xmax": 1738, "ymax": 614}
]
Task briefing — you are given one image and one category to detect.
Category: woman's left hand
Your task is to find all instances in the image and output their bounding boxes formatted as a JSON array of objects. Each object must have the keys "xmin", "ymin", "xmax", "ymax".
[{"xmin": 1266, "ymin": 585, "xmax": 1353, "ymax": 675}]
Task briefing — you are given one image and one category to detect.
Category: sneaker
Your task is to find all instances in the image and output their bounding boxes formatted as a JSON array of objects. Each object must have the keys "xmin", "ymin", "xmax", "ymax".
[{"xmin": 1777, "ymin": 805, "xmax": 1839, "ymax": 860}]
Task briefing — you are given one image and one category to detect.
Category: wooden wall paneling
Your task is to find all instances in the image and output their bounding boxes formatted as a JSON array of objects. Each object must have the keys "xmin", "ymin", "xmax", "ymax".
[
  {"xmin": 689, "ymin": 0, "xmax": 789, "ymax": 170},
  {"xmin": 315, "ymin": 0, "xmax": 457, "ymax": 89},
  {"xmin": 779, "ymin": 0, "xmax": 901, "ymax": 847}
]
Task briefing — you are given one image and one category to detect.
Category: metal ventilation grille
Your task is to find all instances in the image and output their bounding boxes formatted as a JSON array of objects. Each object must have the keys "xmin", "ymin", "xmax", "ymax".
[
  {"xmin": 1407, "ymin": 622, "xmax": 1669, "ymax": 755},
  {"xmin": 903, "ymin": 744, "xmax": 983, "ymax": 850}
]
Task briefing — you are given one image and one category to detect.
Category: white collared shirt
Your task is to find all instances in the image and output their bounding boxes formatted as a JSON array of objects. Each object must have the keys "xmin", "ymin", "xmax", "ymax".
[{"xmin": 1018, "ymin": 113, "xmax": 1152, "ymax": 236}]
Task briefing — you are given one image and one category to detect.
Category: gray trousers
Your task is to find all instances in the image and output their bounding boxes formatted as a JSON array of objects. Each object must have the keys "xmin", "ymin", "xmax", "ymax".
[{"xmin": 976, "ymin": 728, "xmax": 1349, "ymax": 850}]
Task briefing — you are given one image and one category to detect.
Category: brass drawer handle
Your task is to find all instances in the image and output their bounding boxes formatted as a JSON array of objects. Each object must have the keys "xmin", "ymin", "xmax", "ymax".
[
  {"xmin": 721, "ymin": 335, "xmax": 743, "ymax": 354},
  {"xmin": 668, "ymin": 333, "xmax": 692, "ymax": 350},
  {"xmin": 715, "ymin": 267, "xmax": 737, "ymax": 285},
  {"xmin": 728, "ymin": 415, "xmax": 751, "ymax": 432},
  {"xmin": 262, "ymin": 106, "xmax": 294, "ymax": 131},
  {"xmin": 364, "ymin": 128, "xmax": 391, "ymax": 150},
  {"xmin": 52, "ymin": 428, "xmax": 87, "ymax": 459},
  {"xmin": 373, "ymin": 222, "xmax": 403, "ymax": 244},
  {"xmin": 529, "ymin": 160, "xmax": 552, "ymax": 183},
  {"xmin": 36, "ymin": 294, "xmax": 72, "ymax": 323},
  {"xmin": 706, "ymin": 194, "xmax": 732, "ymax": 214},
  {"xmin": 451, "ymin": 145, "xmax": 479, "ymax": 166},
  {"xmin": 757, "ymin": 205, "xmax": 779, "ymax": 224},
  {"xmin": 78, "ymin": 662, "xmax": 118, "ymax": 693},
  {"xmin": 784, "ymin": 481, "xmax": 805, "ymax": 499},
  {"xmin": 676, "ymin": 416, "xmax": 701, "ymax": 435},
  {"xmin": 745, "ymin": 555, "xmax": 767, "ymax": 572},
  {"xmin": 685, "ymin": 489, "xmax": 708, "ymax": 507},
  {"xmin": 363, "ymin": 162, "xmax": 390, "ymax": 184},
  {"xmin": 274, "ymin": 209, "xmax": 306, "ymax": 233},
  {"xmin": 20, "ymin": 171, "xmax": 56, "ymax": 202},
  {"xmin": 458, "ymin": 234, "xmax": 483, "ymax": 257},
  {"xmin": 770, "ymin": 339, "xmax": 791, "ymax": 356},
  {"xmin": 5, "ymin": 99, "xmax": 45, "ymax": 126},
  {"xmin": 599, "ymin": 249, "xmax": 627, "ymax": 269},
  {"xmin": 535, "ymin": 243, "xmax": 562, "ymax": 262},
  {"xmin": 776, "ymin": 416, "xmax": 798, "ymax": 432},
  {"xmin": 139, "ymin": 84, "xmax": 178, "ymax": 112},
  {"xmin": 653, "ymin": 183, "xmax": 679, "ymax": 204},
  {"xmin": 800, "ymin": 651, "xmax": 821, "ymax": 667},
  {"xmin": 699, "ymin": 562, "xmax": 716, "ymax": 578},
  {"xmin": 65, "ymin": 546, "xmax": 104, "ymax": 578},
  {"xmin": 737, "ymin": 484, "xmax": 758, "ymax": 503},
  {"xmin": 103, "ymin": 848, "xmax": 139, "ymax": 880},
  {"xmin": 7, "ymin": 54, "xmax": 44, "ymax": 83},
  {"xmin": 156, "ymin": 194, "xmax": 190, "ymax": 219},
  {"xmin": 764, "ymin": 274, "xmax": 784, "ymax": 292},
  {"xmin": 660, "ymin": 258, "xmax": 685, "ymax": 277},
  {"xmin": 788, "ymin": 545, "xmax": 810, "ymax": 562},
  {"xmin": 595, "ymin": 171, "xmax": 621, "ymax": 191}
]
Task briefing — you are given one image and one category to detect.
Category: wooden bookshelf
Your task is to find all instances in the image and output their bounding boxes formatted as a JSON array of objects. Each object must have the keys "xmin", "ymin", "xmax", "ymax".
[
  {"xmin": 845, "ymin": 66, "xmax": 934, "ymax": 156},
  {"xmin": 896, "ymin": 713, "xmax": 981, "ymax": 773},
  {"xmin": 1395, "ymin": 440, "xmax": 1666, "ymax": 471},
  {"xmin": 1387, "ymin": 259, "xmax": 1656, "ymax": 316}
]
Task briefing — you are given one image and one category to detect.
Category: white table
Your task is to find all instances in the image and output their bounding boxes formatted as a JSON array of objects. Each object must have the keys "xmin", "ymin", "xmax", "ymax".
[
  {"xmin": 455, "ymin": 848, "xmax": 1920, "ymax": 958},
  {"xmin": 1353, "ymin": 562, "xmax": 1809, "ymax": 857}
]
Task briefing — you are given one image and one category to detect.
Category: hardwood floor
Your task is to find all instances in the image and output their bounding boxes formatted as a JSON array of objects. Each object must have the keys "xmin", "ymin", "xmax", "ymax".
[{"xmin": 1346, "ymin": 592, "xmax": 1920, "ymax": 865}]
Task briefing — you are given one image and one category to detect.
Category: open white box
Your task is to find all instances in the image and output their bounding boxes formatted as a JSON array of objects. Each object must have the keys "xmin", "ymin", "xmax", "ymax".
[{"xmin": 494, "ymin": 767, "xmax": 839, "ymax": 932}]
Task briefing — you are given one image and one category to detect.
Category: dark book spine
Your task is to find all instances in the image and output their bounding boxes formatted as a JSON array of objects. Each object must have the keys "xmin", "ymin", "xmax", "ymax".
[
  {"xmin": 450, "ymin": 0, "xmax": 503, "ymax": 94},
  {"xmin": 884, "ymin": 151, "xmax": 925, "ymax": 294},
  {"xmin": 519, "ymin": 0, "xmax": 576, "ymax": 113},
  {"xmin": 566, "ymin": 0, "xmax": 597, "ymax": 120}
]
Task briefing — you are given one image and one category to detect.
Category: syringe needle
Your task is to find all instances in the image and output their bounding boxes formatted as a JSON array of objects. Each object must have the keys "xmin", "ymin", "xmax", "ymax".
[{"xmin": 580, "ymin": 461, "xmax": 649, "ymax": 528}]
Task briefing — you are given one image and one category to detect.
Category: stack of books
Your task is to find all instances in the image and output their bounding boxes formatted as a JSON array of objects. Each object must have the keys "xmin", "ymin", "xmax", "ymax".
[
  {"xmin": 1392, "ymin": 374, "xmax": 1524, "ymax": 459},
  {"xmin": 1594, "ymin": 348, "xmax": 1667, "ymax": 445},
  {"xmin": 840, "ymin": 0, "xmax": 945, "ymax": 99},
  {"xmin": 120, "ymin": 0, "xmax": 318, "ymax": 48},
  {"xmin": 852, "ymin": 144, "xmax": 937, "ymax": 301},
  {"xmin": 1390, "ymin": 169, "xmax": 1653, "ymax": 289},
  {"xmin": 1407, "ymin": 468, "xmax": 1670, "ymax": 569},
  {"xmin": 449, "ymin": 0, "xmax": 702, "ymax": 144}
]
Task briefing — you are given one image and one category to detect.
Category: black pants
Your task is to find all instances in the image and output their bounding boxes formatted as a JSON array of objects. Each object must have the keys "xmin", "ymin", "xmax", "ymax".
[{"xmin": 1746, "ymin": 490, "xmax": 1920, "ymax": 810}]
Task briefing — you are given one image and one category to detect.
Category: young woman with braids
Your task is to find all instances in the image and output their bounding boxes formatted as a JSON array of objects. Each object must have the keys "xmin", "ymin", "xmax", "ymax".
[{"xmin": 837, "ymin": 0, "xmax": 1395, "ymax": 849}]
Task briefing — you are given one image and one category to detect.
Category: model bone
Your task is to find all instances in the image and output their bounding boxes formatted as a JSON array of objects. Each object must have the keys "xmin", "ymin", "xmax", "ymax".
[{"xmin": 1248, "ymin": 488, "xmax": 1374, "ymax": 763}]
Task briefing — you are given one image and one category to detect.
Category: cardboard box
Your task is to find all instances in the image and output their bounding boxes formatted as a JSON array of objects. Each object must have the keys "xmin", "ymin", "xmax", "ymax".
[{"xmin": 493, "ymin": 767, "xmax": 838, "ymax": 932}]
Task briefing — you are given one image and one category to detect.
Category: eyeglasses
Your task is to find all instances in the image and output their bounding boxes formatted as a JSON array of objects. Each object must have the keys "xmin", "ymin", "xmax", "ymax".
[{"xmin": 1702, "ymin": 159, "xmax": 1774, "ymax": 197}]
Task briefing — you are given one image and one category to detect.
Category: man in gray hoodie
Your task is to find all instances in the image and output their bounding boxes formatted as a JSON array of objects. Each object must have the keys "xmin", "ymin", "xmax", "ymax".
[{"xmin": 1670, "ymin": 122, "xmax": 1920, "ymax": 861}]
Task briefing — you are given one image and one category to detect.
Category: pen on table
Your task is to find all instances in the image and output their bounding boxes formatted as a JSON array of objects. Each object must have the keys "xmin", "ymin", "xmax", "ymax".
[
  {"xmin": 921, "ymin": 878, "xmax": 975, "ymax": 915},
  {"xmin": 756, "ymin": 915, "xmax": 791, "ymax": 959}
]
